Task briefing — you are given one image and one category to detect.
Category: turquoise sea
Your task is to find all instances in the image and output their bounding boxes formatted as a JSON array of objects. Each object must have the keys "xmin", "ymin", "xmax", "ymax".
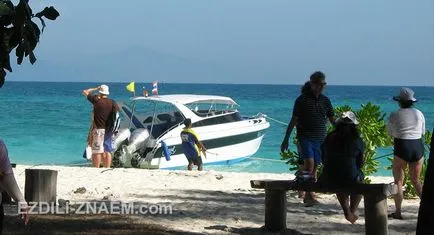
[{"xmin": 0, "ymin": 82, "xmax": 432, "ymax": 176}]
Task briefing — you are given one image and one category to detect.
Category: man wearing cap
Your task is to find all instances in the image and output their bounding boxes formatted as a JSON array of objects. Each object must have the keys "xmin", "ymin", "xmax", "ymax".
[
  {"xmin": 387, "ymin": 87, "xmax": 426, "ymax": 220},
  {"xmin": 82, "ymin": 85, "xmax": 114, "ymax": 168},
  {"xmin": 281, "ymin": 71, "xmax": 336, "ymax": 204}
]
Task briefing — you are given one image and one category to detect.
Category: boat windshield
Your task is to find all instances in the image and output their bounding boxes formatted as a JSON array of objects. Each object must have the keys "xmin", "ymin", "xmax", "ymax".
[
  {"xmin": 129, "ymin": 101, "xmax": 185, "ymax": 138},
  {"xmin": 185, "ymin": 102, "xmax": 238, "ymax": 117}
]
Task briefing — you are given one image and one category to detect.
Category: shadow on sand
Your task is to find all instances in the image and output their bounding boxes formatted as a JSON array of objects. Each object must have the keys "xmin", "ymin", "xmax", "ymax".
[
  {"xmin": 3, "ymin": 188, "xmax": 420, "ymax": 234},
  {"xmin": 3, "ymin": 214, "xmax": 202, "ymax": 235}
]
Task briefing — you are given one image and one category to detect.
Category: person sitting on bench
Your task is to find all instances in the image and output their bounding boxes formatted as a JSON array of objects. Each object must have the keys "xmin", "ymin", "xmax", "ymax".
[{"xmin": 320, "ymin": 111, "xmax": 364, "ymax": 224}]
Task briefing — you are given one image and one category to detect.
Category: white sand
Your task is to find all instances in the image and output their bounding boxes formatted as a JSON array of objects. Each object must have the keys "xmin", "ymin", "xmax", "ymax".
[{"xmin": 12, "ymin": 165, "xmax": 420, "ymax": 234}]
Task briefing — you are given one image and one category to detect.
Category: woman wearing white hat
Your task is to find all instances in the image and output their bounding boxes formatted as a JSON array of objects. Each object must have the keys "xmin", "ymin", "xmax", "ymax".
[
  {"xmin": 320, "ymin": 111, "xmax": 364, "ymax": 224},
  {"xmin": 387, "ymin": 87, "xmax": 426, "ymax": 220}
]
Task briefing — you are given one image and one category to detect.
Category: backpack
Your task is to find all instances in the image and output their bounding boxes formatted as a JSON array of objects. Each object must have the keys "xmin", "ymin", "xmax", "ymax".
[{"xmin": 106, "ymin": 100, "xmax": 121, "ymax": 134}]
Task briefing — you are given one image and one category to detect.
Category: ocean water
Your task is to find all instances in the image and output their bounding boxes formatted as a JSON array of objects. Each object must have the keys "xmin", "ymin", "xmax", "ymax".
[{"xmin": 0, "ymin": 82, "xmax": 433, "ymax": 176}]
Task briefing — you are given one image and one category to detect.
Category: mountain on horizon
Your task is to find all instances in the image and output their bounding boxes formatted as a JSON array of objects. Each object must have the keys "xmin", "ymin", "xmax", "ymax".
[{"xmin": 7, "ymin": 46, "xmax": 270, "ymax": 84}]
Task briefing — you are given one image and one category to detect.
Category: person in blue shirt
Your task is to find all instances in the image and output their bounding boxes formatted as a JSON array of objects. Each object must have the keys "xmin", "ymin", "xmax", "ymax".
[{"xmin": 180, "ymin": 119, "xmax": 207, "ymax": 171}]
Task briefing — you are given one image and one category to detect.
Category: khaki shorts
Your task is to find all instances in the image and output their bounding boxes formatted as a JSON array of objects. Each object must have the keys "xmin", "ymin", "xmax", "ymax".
[{"xmin": 91, "ymin": 129, "xmax": 105, "ymax": 154}]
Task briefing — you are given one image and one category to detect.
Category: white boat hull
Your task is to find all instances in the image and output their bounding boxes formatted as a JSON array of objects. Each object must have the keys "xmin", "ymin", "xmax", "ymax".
[
  {"xmin": 112, "ymin": 95, "xmax": 270, "ymax": 169},
  {"xmin": 150, "ymin": 135, "xmax": 265, "ymax": 169}
]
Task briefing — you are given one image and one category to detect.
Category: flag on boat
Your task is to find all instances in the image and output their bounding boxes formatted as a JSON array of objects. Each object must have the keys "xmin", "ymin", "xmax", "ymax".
[
  {"xmin": 126, "ymin": 82, "xmax": 135, "ymax": 93},
  {"xmin": 152, "ymin": 81, "xmax": 158, "ymax": 95}
]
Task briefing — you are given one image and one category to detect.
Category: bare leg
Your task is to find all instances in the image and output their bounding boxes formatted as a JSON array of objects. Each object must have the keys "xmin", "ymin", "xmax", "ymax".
[
  {"xmin": 298, "ymin": 163, "xmax": 305, "ymax": 198},
  {"xmin": 92, "ymin": 153, "xmax": 102, "ymax": 168},
  {"xmin": 187, "ymin": 163, "xmax": 193, "ymax": 171},
  {"xmin": 103, "ymin": 152, "xmax": 112, "ymax": 168},
  {"xmin": 303, "ymin": 158, "xmax": 315, "ymax": 173},
  {"xmin": 392, "ymin": 156, "xmax": 407, "ymax": 218},
  {"xmin": 198, "ymin": 164, "xmax": 203, "ymax": 171},
  {"xmin": 337, "ymin": 193, "xmax": 358, "ymax": 224},
  {"xmin": 297, "ymin": 144, "xmax": 305, "ymax": 198},
  {"xmin": 408, "ymin": 157, "xmax": 423, "ymax": 197},
  {"xmin": 303, "ymin": 158, "xmax": 317, "ymax": 203},
  {"xmin": 349, "ymin": 193, "xmax": 362, "ymax": 215}
]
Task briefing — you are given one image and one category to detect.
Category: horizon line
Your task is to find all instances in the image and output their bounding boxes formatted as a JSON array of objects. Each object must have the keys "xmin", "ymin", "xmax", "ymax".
[{"xmin": 5, "ymin": 80, "xmax": 434, "ymax": 88}]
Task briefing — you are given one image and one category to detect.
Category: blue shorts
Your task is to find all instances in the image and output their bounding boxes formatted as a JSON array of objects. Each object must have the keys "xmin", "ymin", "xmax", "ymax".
[
  {"xmin": 299, "ymin": 139, "xmax": 323, "ymax": 165},
  {"xmin": 104, "ymin": 132, "xmax": 114, "ymax": 153},
  {"xmin": 185, "ymin": 154, "xmax": 203, "ymax": 166}
]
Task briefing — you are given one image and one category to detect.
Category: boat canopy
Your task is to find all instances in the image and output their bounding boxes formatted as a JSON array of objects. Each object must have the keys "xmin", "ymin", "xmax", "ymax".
[{"xmin": 131, "ymin": 94, "xmax": 237, "ymax": 106}]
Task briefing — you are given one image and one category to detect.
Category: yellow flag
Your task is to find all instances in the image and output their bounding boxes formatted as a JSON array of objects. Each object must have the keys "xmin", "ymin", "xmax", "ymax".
[{"xmin": 126, "ymin": 82, "xmax": 135, "ymax": 93}]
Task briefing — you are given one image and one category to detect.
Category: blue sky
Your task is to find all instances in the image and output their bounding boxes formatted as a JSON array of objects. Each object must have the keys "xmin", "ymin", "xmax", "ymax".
[{"xmin": 10, "ymin": 0, "xmax": 434, "ymax": 85}]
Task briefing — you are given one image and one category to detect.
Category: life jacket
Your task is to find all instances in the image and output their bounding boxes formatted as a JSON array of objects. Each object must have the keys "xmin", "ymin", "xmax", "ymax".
[{"xmin": 180, "ymin": 128, "xmax": 201, "ymax": 157}]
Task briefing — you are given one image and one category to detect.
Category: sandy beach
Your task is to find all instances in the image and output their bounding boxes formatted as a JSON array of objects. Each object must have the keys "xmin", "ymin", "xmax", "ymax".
[{"xmin": 4, "ymin": 165, "xmax": 421, "ymax": 234}]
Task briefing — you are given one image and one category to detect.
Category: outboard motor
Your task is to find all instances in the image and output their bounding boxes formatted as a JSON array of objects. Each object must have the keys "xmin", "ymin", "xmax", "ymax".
[
  {"xmin": 117, "ymin": 128, "xmax": 150, "ymax": 167},
  {"xmin": 112, "ymin": 128, "xmax": 131, "ymax": 150},
  {"xmin": 123, "ymin": 128, "xmax": 150, "ymax": 155}
]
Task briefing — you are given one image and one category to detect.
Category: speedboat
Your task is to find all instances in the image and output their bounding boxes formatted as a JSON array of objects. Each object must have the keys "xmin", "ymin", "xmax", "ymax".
[{"xmin": 111, "ymin": 94, "xmax": 270, "ymax": 169}]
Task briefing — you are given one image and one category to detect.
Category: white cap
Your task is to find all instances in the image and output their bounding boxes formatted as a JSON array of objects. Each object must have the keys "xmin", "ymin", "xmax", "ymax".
[
  {"xmin": 99, "ymin": 84, "xmax": 109, "ymax": 95},
  {"xmin": 393, "ymin": 87, "xmax": 416, "ymax": 102},
  {"xmin": 338, "ymin": 111, "xmax": 359, "ymax": 125}
]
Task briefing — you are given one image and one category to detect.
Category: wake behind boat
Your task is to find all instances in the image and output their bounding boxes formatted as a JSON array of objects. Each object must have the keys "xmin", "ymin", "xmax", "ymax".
[{"xmin": 110, "ymin": 94, "xmax": 270, "ymax": 169}]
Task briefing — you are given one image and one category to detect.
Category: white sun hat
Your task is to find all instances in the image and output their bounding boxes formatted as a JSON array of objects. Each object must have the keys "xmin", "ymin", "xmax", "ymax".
[
  {"xmin": 338, "ymin": 111, "xmax": 359, "ymax": 125},
  {"xmin": 99, "ymin": 84, "xmax": 109, "ymax": 95}
]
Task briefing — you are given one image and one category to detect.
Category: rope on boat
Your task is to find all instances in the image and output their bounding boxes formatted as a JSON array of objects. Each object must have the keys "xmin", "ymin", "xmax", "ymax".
[
  {"xmin": 255, "ymin": 113, "xmax": 395, "ymax": 161},
  {"xmin": 372, "ymin": 153, "xmax": 394, "ymax": 161},
  {"xmin": 206, "ymin": 150, "xmax": 286, "ymax": 163},
  {"xmin": 255, "ymin": 113, "xmax": 288, "ymax": 126},
  {"xmin": 249, "ymin": 157, "xmax": 287, "ymax": 163}
]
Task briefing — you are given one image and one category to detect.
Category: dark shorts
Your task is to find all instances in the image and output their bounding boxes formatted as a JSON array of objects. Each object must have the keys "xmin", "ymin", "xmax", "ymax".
[
  {"xmin": 299, "ymin": 139, "xmax": 323, "ymax": 165},
  {"xmin": 394, "ymin": 138, "xmax": 424, "ymax": 163},
  {"xmin": 186, "ymin": 154, "xmax": 203, "ymax": 166}
]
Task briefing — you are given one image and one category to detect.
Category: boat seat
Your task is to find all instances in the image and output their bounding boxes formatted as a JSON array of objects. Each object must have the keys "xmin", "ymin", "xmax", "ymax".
[
  {"xmin": 157, "ymin": 113, "xmax": 172, "ymax": 122},
  {"xmin": 147, "ymin": 124, "xmax": 167, "ymax": 138},
  {"xmin": 143, "ymin": 116, "xmax": 153, "ymax": 123}
]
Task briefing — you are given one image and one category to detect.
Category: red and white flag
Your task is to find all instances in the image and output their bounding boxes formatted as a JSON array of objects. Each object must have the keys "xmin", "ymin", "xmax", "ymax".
[{"xmin": 152, "ymin": 81, "xmax": 158, "ymax": 95}]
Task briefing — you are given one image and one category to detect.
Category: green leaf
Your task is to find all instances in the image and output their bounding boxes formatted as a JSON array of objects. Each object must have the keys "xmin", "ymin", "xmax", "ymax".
[
  {"xmin": 34, "ymin": 6, "xmax": 59, "ymax": 20},
  {"xmin": 15, "ymin": 44, "xmax": 24, "ymax": 64},
  {"xmin": 13, "ymin": 0, "xmax": 31, "ymax": 27},
  {"xmin": 28, "ymin": 50, "xmax": 36, "ymax": 64},
  {"xmin": 0, "ymin": 1, "xmax": 12, "ymax": 16}
]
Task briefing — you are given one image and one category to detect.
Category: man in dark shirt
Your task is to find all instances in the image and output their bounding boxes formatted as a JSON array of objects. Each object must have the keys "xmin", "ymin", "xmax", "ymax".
[
  {"xmin": 281, "ymin": 71, "xmax": 336, "ymax": 203},
  {"xmin": 82, "ymin": 84, "xmax": 114, "ymax": 168}
]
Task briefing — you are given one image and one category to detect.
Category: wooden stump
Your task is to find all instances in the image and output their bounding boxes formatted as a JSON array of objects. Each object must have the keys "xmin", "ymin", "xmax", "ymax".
[
  {"xmin": 364, "ymin": 194, "xmax": 388, "ymax": 235},
  {"xmin": 265, "ymin": 189, "xmax": 287, "ymax": 232},
  {"xmin": 24, "ymin": 169, "xmax": 58, "ymax": 204}
]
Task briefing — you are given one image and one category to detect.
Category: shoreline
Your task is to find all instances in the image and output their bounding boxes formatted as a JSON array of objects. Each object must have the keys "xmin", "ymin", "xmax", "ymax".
[
  {"xmin": 11, "ymin": 160, "xmax": 396, "ymax": 177},
  {"xmin": 9, "ymin": 165, "xmax": 418, "ymax": 234}
]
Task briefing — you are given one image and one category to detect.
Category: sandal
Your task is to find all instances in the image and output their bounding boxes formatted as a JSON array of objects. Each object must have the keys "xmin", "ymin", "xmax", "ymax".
[{"xmin": 388, "ymin": 212, "xmax": 404, "ymax": 220}]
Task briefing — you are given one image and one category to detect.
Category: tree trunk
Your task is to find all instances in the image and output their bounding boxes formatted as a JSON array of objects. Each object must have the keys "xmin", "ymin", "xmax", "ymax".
[{"xmin": 416, "ymin": 128, "xmax": 434, "ymax": 234}]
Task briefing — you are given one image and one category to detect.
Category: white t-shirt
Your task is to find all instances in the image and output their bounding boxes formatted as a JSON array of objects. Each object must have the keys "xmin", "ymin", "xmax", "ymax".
[{"xmin": 387, "ymin": 108, "xmax": 425, "ymax": 139}]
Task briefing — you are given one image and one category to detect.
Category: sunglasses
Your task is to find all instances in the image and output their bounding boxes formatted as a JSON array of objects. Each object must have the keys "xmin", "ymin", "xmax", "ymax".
[{"xmin": 313, "ymin": 81, "xmax": 327, "ymax": 86}]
